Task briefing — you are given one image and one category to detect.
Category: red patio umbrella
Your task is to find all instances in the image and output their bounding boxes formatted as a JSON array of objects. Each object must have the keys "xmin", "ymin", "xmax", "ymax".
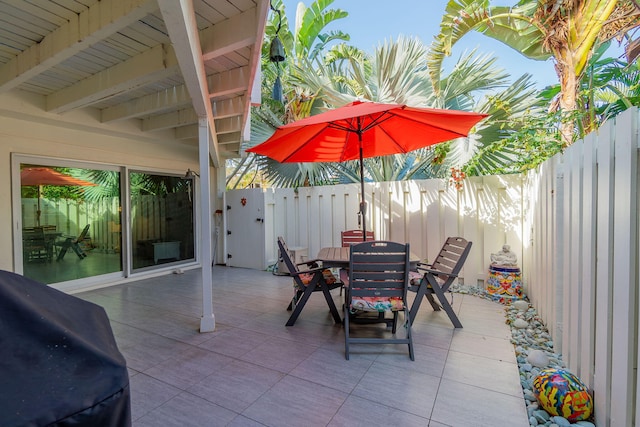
[
  {"xmin": 21, "ymin": 167, "xmax": 97, "ymax": 226},
  {"xmin": 247, "ymin": 100, "xmax": 488, "ymax": 239}
]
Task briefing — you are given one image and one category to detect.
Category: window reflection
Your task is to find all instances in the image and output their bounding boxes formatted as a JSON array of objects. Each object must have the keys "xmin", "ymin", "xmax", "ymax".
[
  {"xmin": 20, "ymin": 165, "xmax": 122, "ymax": 284},
  {"xmin": 130, "ymin": 172, "xmax": 195, "ymax": 270}
]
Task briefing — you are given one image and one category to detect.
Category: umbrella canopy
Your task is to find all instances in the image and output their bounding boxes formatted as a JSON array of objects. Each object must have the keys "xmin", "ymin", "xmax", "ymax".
[
  {"xmin": 20, "ymin": 167, "xmax": 97, "ymax": 226},
  {"xmin": 21, "ymin": 167, "xmax": 97, "ymax": 187},
  {"xmin": 247, "ymin": 100, "xmax": 488, "ymax": 238}
]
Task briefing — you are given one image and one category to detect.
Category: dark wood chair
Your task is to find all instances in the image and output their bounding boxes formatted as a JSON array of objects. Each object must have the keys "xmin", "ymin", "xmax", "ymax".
[
  {"xmin": 344, "ymin": 241, "xmax": 414, "ymax": 360},
  {"xmin": 341, "ymin": 229, "xmax": 375, "ymax": 246},
  {"xmin": 23, "ymin": 227, "xmax": 51, "ymax": 263},
  {"xmin": 55, "ymin": 224, "xmax": 90, "ymax": 261},
  {"xmin": 339, "ymin": 229, "xmax": 375, "ymax": 295},
  {"xmin": 408, "ymin": 237, "xmax": 472, "ymax": 328},
  {"xmin": 279, "ymin": 237, "xmax": 342, "ymax": 327}
]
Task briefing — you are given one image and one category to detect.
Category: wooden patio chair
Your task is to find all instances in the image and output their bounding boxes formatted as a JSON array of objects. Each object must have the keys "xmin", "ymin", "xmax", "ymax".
[
  {"xmin": 344, "ymin": 241, "xmax": 414, "ymax": 360},
  {"xmin": 338, "ymin": 229, "xmax": 375, "ymax": 295},
  {"xmin": 23, "ymin": 227, "xmax": 51, "ymax": 263},
  {"xmin": 55, "ymin": 224, "xmax": 90, "ymax": 261},
  {"xmin": 341, "ymin": 229, "xmax": 375, "ymax": 246},
  {"xmin": 279, "ymin": 237, "xmax": 342, "ymax": 327},
  {"xmin": 408, "ymin": 237, "xmax": 472, "ymax": 328}
]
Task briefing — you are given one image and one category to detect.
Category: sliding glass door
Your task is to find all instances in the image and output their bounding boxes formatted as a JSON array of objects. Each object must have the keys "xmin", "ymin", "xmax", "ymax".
[
  {"xmin": 14, "ymin": 157, "xmax": 197, "ymax": 287},
  {"xmin": 18, "ymin": 162, "xmax": 122, "ymax": 284},
  {"xmin": 130, "ymin": 171, "xmax": 195, "ymax": 270}
]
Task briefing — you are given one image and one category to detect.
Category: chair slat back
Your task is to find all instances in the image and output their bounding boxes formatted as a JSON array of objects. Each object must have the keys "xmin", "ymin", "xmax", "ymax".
[
  {"xmin": 349, "ymin": 241, "xmax": 409, "ymax": 299},
  {"xmin": 423, "ymin": 237, "xmax": 472, "ymax": 278},
  {"xmin": 76, "ymin": 224, "xmax": 90, "ymax": 243},
  {"xmin": 277, "ymin": 237, "xmax": 298, "ymax": 274},
  {"xmin": 341, "ymin": 229, "xmax": 375, "ymax": 246}
]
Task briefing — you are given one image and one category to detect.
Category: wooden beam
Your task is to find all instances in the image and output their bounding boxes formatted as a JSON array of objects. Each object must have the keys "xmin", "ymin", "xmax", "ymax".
[
  {"xmin": 175, "ymin": 124, "xmax": 198, "ymax": 139},
  {"xmin": 212, "ymin": 96, "xmax": 244, "ymax": 119},
  {"xmin": 157, "ymin": 0, "xmax": 220, "ymax": 167},
  {"xmin": 208, "ymin": 66, "xmax": 250, "ymax": 98},
  {"xmin": 0, "ymin": 0, "xmax": 158, "ymax": 92},
  {"xmin": 101, "ymin": 67, "xmax": 249, "ymax": 122},
  {"xmin": 46, "ymin": 44, "xmax": 179, "ymax": 113},
  {"xmin": 101, "ymin": 84, "xmax": 192, "ymax": 122},
  {"xmin": 200, "ymin": 9, "xmax": 258, "ymax": 61},
  {"xmin": 142, "ymin": 107, "xmax": 198, "ymax": 131},
  {"xmin": 214, "ymin": 116, "xmax": 242, "ymax": 134}
]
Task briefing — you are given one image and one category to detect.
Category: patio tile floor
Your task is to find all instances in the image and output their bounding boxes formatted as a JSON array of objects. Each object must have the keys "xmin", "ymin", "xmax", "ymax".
[{"xmin": 77, "ymin": 266, "xmax": 529, "ymax": 427}]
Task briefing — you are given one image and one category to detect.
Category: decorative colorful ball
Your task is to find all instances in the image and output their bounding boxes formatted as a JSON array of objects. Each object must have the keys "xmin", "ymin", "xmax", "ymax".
[{"xmin": 532, "ymin": 368, "xmax": 593, "ymax": 422}]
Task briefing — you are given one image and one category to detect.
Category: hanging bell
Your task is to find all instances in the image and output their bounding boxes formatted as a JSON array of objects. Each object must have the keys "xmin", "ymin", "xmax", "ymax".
[
  {"xmin": 269, "ymin": 35, "xmax": 285, "ymax": 62},
  {"xmin": 272, "ymin": 74, "xmax": 283, "ymax": 103}
]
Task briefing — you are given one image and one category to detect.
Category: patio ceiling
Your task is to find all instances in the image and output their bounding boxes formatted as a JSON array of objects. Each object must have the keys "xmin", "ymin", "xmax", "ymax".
[{"xmin": 0, "ymin": 0, "xmax": 269, "ymax": 167}]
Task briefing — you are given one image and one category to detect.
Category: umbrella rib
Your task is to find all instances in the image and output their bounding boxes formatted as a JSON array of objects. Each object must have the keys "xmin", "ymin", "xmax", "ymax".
[
  {"xmin": 279, "ymin": 126, "xmax": 333, "ymax": 162},
  {"xmin": 327, "ymin": 112, "xmax": 393, "ymax": 135},
  {"xmin": 360, "ymin": 112, "xmax": 393, "ymax": 133},
  {"xmin": 390, "ymin": 110, "xmax": 475, "ymax": 137}
]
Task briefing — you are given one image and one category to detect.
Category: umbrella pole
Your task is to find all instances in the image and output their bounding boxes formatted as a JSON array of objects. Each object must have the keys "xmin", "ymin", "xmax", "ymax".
[
  {"xmin": 358, "ymin": 133, "xmax": 366, "ymax": 242},
  {"xmin": 37, "ymin": 185, "xmax": 42, "ymax": 226}
]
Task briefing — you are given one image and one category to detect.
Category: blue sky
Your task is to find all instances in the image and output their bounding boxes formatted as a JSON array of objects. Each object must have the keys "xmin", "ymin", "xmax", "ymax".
[{"xmin": 279, "ymin": 0, "xmax": 625, "ymax": 90}]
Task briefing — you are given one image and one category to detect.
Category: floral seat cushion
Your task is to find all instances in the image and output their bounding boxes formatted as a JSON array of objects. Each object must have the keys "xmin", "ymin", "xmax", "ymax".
[
  {"xmin": 295, "ymin": 269, "xmax": 337, "ymax": 289},
  {"xmin": 350, "ymin": 295, "xmax": 404, "ymax": 313},
  {"xmin": 409, "ymin": 270, "xmax": 423, "ymax": 285},
  {"xmin": 409, "ymin": 270, "xmax": 443, "ymax": 288}
]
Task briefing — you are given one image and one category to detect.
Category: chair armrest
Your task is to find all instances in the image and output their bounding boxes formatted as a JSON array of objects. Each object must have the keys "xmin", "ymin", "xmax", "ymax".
[
  {"xmin": 420, "ymin": 267, "xmax": 459, "ymax": 278},
  {"xmin": 295, "ymin": 258, "xmax": 323, "ymax": 269},
  {"xmin": 413, "ymin": 261, "xmax": 432, "ymax": 271},
  {"xmin": 289, "ymin": 266, "xmax": 325, "ymax": 277}
]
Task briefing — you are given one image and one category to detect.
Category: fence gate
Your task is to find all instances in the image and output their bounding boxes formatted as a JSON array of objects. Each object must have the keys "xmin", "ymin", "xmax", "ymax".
[{"xmin": 224, "ymin": 188, "xmax": 266, "ymax": 269}]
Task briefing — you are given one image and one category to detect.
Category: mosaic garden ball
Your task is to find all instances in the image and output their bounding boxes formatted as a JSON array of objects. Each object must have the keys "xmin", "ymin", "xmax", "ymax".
[{"xmin": 532, "ymin": 368, "xmax": 593, "ymax": 422}]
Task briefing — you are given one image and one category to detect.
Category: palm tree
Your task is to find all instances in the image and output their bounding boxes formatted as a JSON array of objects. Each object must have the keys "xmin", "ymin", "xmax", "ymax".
[
  {"xmin": 289, "ymin": 36, "xmax": 546, "ymax": 180},
  {"xmin": 230, "ymin": 0, "xmax": 351, "ymax": 189},
  {"xmin": 427, "ymin": 0, "xmax": 640, "ymax": 146}
]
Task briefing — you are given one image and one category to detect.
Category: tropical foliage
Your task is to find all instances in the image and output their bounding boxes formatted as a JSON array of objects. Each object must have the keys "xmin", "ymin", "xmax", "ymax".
[
  {"xmin": 427, "ymin": 0, "xmax": 640, "ymax": 145},
  {"xmin": 231, "ymin": 0, "xmax": 640, "ymax": 187}
]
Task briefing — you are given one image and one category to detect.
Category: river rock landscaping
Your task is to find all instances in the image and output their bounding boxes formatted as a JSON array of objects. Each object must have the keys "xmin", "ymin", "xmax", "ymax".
[{"xmin": 450, "ymin": 284, "xmax": 596, "ymax": 427}]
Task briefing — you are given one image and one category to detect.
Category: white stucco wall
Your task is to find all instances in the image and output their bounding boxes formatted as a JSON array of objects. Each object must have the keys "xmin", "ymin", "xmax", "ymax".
[{"xmin": 0, "ymin": 89, "xmax": 213, "ymax": 273}]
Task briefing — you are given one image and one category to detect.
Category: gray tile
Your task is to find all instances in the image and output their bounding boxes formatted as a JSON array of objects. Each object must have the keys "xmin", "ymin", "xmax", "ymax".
[
  {"xmin": 328, "ymin": 395, "xmax": 430, "ymax": 426},
  {"xmin": 227, "ymin": 415, "xmax": 268, "ymax": 426},
  {"xmin": 134, "ymin": 392, "xmax": 238, "ymax": 427},
  {"xmin": 197, "ymin": 327, "xmax": 272, "ymax": 358},
  {"xmin": 72, "ymin": 266, "xmax": 528, "ymax": 427},
  {"xmin": 242, "ymin": 375, "xmax": 347, "ymax": 427},
  {"xmin": 431, "ymin": 379, "xmax": 529, "ymax": 427},
  {"xmin": 378, "ymin": 341, "xmax": 448, "ymax": 377},
  {"xmin": 442, "ymin": 350, "xmax": 523, "ymax": 397},
  {"xmin": 450, "ymin": 329, "xmax": 516, "ymax": 361},
  {"xmin": 239, "ymin": 336, "xmax": 319, "ymax": 373},
  {"xmin": 410, "ymin": 322, "xmax": 454, "ymax": 350},
  {"xmin": 289, "ymin": 347, "xmax": 374, "ymax": 392},
  {"xmin": 143, "ymin": 346, "xmax": 234, "ymax": 390},
  {"xmin": 428, "ymin": 421, "xmax": 451, "ymax": 427},
  {"xmin": 188, "ymin": 359, "xmax": 284, "ymax": 412},
  {"xmin": 129, "ymin": 373, "xmax": 182, "ymax": 421},
  {"xmin": 352, "ymin": 362, "xmax": 440, "ymax": 419},
  {"xmin": 117, "ymin": 329, "xmax": 193, "ymax": 372}
]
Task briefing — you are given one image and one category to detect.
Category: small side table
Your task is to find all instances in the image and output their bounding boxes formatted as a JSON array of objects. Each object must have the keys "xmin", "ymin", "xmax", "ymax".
[{"xmin": 487, "ymin": 265, "xmax": 523, "ymax": 303}]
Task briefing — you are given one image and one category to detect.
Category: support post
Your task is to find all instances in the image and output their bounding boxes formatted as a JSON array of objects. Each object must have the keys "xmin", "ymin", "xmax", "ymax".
[{"xmin": 199, "ymin": 117, "xmax": 215, "ymax": 332}]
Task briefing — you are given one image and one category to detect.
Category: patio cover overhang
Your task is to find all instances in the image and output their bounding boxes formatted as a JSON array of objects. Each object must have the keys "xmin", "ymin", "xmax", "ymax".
[{"xmin": 0, "ymin": 0, "xmax": 270, "ymax": 332}]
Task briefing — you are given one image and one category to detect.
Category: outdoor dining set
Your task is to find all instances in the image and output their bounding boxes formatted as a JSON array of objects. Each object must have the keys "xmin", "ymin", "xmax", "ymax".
[
  {"xmin": 22, "ymin": 224, "xmax": 91, "ymax": 263},
  {"xmin": 278, "ymin": 231, "xmax": 472, "ymax": 360}
]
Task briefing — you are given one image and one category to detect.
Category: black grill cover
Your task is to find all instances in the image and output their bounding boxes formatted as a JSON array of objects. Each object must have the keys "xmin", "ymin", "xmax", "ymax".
[{"xmin": 0, "ymin": 270, "xmax": 131, "ymax": 426}]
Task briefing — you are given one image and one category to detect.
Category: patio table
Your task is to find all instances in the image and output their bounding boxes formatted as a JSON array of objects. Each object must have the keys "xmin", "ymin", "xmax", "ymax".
[{"xmin": 317, "ymin": 246, "xmax": 421, "ymax": 269}]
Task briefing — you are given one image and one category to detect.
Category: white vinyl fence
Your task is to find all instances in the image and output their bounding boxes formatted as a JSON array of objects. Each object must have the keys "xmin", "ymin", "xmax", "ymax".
[
  {"xmin": 525, "ymin": 108, "xmax": 639, "ymax": 427},
  {"xmin": 255, "ymin": 175, "xmax": 525, "ymax": 287},
  {"xmin": 226, "ymin": 107, "xmax": 640, "ymax": 426}
]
